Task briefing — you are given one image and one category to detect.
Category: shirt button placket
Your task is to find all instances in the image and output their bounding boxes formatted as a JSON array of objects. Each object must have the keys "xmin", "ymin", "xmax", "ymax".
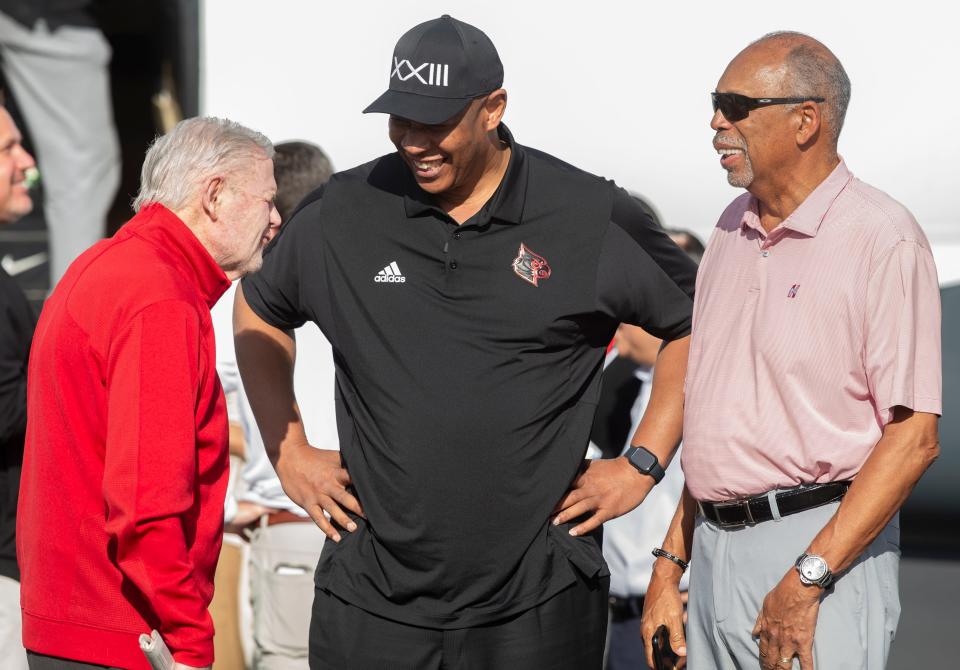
[
  {"xmin": 448, "ymin": 229, "xmax": 462, "ymax": 270},
  {"xmin": 756, "ymin": 242, "xmax": 771, "ymax": 293}
]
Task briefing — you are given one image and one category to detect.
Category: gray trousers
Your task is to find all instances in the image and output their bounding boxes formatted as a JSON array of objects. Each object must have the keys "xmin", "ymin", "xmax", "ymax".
[
  {"xmin": 0, "ymin": 12, "xmax": 120, "ymax": 285},
  {"xmin": 688, "ymin": 501, "xmax": 900, "ymax": 670},
  {"xmin": 249, "ymin": 519, "xmax": 326, "ymax": 670}
]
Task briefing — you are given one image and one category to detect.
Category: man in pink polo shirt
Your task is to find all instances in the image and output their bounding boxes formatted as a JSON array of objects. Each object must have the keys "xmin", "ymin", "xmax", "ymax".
[{"xmin": 641, "ymin": 32, "xmax": 941, "ymax": 670}]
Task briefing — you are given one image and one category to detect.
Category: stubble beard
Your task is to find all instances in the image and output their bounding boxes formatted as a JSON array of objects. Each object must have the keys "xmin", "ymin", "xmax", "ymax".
[{"xmin": 726, "ymin": 154, "xmax": 755, "ymax": 188}]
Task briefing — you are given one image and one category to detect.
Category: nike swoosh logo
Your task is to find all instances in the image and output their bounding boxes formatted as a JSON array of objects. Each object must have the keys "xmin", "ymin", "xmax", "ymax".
[{"xmin": 1, "ymin": 252, "xmax": 48, "ymax": 276}]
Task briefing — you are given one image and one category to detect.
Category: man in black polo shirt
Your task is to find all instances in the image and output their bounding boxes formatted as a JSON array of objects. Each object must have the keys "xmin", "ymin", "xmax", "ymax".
[{"xmin": 235, "ymin": 15, "xmax": 696, "ymax": 669}]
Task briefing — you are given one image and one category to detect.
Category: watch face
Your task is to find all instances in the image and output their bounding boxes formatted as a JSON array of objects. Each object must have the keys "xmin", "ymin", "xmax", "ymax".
[
  {"xmin": 800, "ymin": 556, "xmax": 828, "ymax": 581},
  {"xmin": 629, "ymin": 448, "xmax": 657, "ymax": 472}
]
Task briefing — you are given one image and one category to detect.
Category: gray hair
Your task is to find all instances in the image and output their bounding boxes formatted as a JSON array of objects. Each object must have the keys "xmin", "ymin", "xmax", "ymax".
[
  {"xmin": 133, "ymin": 116, "xmax": 274, "ymax": 212},
  {"xmin": 752, "ymin": 31, "xmax": 851, "ymax": 146}
]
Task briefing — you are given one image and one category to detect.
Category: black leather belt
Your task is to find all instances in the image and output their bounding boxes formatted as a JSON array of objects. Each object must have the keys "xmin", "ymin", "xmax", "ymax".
[
  {"xmin": 698, "ymin": 481, "xmax": 851, "ymax": 528},
  {"xmin": 608, "ymin": 594, "xmax": 645, "ymax": 622}
]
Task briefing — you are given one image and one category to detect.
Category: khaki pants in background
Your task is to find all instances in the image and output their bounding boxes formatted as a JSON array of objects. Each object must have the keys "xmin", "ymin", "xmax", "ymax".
[
  {"xmin": 249, "ymin": 519, "xmax": 325, "ymax": 670},
  {"xmin": 211, "ymin": 535, "xmax": 247, "ymax": 670},
  {"xmin": 0, "ymin": 574, "xmax": 28, "ymax": 669}
]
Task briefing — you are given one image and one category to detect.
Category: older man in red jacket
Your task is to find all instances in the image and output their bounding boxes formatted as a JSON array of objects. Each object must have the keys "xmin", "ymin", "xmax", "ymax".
[{"xmin": 17, "ymin": 117, "xmax": 281, "ymax": 670}]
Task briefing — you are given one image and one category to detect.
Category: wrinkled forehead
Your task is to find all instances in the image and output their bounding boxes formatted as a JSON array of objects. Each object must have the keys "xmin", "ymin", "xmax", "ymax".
[
  {"xmin": 717, "ymin": 45, "xmax": 791, "ymax": 96},
  {"xmin": 231, "ymin": 153, "xmax": 276, "ymax": 191}
]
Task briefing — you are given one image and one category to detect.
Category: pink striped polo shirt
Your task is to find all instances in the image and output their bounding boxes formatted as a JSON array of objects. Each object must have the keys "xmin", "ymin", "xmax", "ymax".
[{"xmin": 681, "ymin": 160, "xmax": 941, "ymax": 502}]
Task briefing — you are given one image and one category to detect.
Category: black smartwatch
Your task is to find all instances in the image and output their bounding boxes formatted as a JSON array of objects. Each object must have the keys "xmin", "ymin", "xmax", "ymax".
[{"xmin": 622, "ymin": 446, "xmax": 665, "ymax": 484}]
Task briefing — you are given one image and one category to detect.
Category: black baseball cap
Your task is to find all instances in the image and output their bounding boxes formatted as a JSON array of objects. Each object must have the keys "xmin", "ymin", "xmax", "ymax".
[{"xmin": 363, "ymin": 15, "xmax": 504, "ymax": 125}]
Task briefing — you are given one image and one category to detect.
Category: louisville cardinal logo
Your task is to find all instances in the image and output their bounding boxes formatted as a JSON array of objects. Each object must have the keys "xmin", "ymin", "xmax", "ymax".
[{"xmin": 512, "ymin": 243, "xmax": 552, "ymax": 287}]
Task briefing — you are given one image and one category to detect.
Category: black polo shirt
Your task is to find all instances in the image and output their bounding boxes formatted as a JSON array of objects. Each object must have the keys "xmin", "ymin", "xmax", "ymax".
[{"xmin": 242, "ymin": 125, "xmax": 696, "ymax": 628}]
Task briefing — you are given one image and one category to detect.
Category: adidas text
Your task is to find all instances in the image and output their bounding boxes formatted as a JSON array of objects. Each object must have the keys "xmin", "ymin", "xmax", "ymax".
[{"xmin": 375, "ymin": 261, "xmax": 406, "ymax": 283}]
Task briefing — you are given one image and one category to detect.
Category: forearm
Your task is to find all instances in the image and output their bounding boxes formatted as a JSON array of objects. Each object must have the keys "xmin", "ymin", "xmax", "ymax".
[
  {"xmin": 807, "ymin": 408, "xmax": 939, "ymax": 573},
  {"xmin": 627, "ymin": 335, "xmax": 689, "ymax": 467},
  {"xmin": 652, "ymin": 484, "xmax": 697, "ymax": 583},
  {"xmin": 233, "ymin": 284, "xmax": 308, "ymax": 465},
  {"xmin": 113, "ymin": 517, "xmax": 215, "ymax": 665}
]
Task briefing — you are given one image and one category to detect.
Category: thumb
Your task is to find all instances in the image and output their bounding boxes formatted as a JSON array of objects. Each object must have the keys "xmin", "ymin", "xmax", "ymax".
[{"xmin": 669, "ymin": 617, "xmax": 687, "ymax": 656}]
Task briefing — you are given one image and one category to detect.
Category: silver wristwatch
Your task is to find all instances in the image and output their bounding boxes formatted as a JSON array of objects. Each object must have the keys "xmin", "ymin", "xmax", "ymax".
[{"xmin": 795, "ymin": 553, "xmax": 834, "ymax": 589}]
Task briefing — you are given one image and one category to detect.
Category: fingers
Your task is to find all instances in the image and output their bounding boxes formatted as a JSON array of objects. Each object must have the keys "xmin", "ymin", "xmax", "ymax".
[
  {"xmin": 775, "ymin": 651, "xmax": 796, "ymax": 670},
  {"xmin": 334, "ymin": 467, "xmax": 353, "ymax": 487},
  {"xmin": 641, "ymin": 626, "xmax": 657, "ymax": 669},
  {"xmin": 639, "ymin": 616, "xmax": 659, "ymax": 669},
  {"xmin": 668, "ymin": 617, "xmax": 687, "ymax": 657},
  {"xmin": 552, "ymin": 498, "xmax": 590, "ymax": 526},
  {"xmin": 551, "ymin": 485, "xmax": 583, "ymax": 515},
  {"xmin": 322, "ymin": 495, "xmax": 358, "ymax": 534},
  {"xmin": 329, "ymin": 484, "xmax": 365, "ymax": 519},
  {"xmin": 307, "ymin": 505, "xmax": 342, "ymax": 543},
  {"xmin": 569, "ymin": 509, "xmax": 609, "ymax": 537},
  {"xmin": 797, "ymin": 646, "xmax": 814, "ymax": 670}
]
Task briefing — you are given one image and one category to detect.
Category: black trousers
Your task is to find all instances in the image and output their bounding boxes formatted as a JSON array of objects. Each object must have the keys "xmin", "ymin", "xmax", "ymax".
[
  {"xmin": 310, "ymin": 569, "xmax": 610, "ymax": 670},
  {"xmin": 26, "ymin": 652, "xmax": 119, "ymax": 670}
]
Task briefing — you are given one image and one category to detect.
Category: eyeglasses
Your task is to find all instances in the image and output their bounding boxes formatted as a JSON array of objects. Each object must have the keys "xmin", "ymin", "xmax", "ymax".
[{"xmin": 711, "ymin": 91, "xmax": 825, "ymax": 122}]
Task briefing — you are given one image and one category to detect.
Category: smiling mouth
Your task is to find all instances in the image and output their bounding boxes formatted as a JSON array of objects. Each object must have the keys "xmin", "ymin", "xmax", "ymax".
[
  {"xmin": 409, "ymin": 156, "xmax": 444, "ymax": 179},
  {"xmin": 716, "ymin": 147, "xmax": 744, "ymax": 168}
]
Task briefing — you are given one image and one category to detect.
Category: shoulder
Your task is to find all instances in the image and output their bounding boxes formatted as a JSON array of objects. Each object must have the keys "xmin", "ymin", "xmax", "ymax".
[
  {"xmin": 66, "ymin": 236, "xmax": 204, "ymax": 329},
  {"xmin": 329, "ymin": 153, "xmax": 408, "ymax": 195},
  {"xmin": 841, "ymin": 177, "xmax": 930, "ymax": 249},
  {"xmin": 828, "ymin": 176, "xmax": 933, "ymax": 277},
  {"xmin": 518, "ymin": 144, "xmax": 617, "ymax": 227},
  {"xmin": 288, "ymin": 153, "xmax": 408, "ymax": 229},
  {"xmin": 523, "ymin": 144, "xmax": 608, "ymax": 192}
]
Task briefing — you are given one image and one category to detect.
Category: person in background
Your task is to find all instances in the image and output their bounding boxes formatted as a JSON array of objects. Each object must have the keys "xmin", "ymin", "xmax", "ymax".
[
  {"xmin": 602, "ymin": 229, "xmax": 703, "ymax": 670},
  {"xmin": 212, "ymin": 139, "xmax": 335, "ymax": 670},
  {"xmin": 17, "ymin": 117, "xmax": 280, "ymax": 670},
  {"xmin": 0, "ymin": 97, "xmax": 37, "ymax": 670},
  {"xmin": 0, "ymin": 0, "xmax": 120, "ymax": 285},
  {"xmin": 642, "ymin": 32, "xmax": 940, "ymax": 670}
]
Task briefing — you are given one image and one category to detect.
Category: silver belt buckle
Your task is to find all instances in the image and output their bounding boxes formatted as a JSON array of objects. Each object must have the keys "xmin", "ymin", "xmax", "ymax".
[{"xmin": 713, "ymin": 498, "xmax": 755, "ymax": 528}]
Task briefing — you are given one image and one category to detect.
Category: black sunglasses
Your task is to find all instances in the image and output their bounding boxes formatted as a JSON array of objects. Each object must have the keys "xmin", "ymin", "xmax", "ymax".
[{"xmin": 711, "ymin": 91, "xmax": 825, "ymax": 122}]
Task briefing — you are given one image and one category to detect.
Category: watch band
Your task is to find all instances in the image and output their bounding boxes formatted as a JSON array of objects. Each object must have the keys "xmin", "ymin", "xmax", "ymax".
[{"xmin": 623, "ymin": 446, "xmax": 665, "ymax": 484}]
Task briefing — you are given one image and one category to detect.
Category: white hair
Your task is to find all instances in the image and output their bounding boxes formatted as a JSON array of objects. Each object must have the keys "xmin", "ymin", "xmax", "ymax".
[{"xmin": 133, "ymin": 116, "xmax": 274, "ymax": 212}]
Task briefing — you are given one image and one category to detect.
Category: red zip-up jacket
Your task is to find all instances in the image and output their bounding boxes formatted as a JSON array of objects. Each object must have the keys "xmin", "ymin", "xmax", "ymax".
[{"xmin": 18, "ymin": 204, "xmax": 232, "ymax": 668}]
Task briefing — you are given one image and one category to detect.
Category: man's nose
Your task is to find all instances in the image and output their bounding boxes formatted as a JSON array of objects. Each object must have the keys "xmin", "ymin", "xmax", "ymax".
[
  {"xmin": 710, "ymin": 108, "xmax": 731, "ymax": 131},
  {"xmin": 400, "ymin": 128, "xmax": 431, "ymax": 155},
  {"xmin": 17, "ymin": 146, "xmax": 36, "ymax": 171}
]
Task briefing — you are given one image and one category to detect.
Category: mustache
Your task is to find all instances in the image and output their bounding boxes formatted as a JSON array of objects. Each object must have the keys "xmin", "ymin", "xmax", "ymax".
[{"xmin": 713, "ymin": 134, "xmax": 747, "ymax": 151}]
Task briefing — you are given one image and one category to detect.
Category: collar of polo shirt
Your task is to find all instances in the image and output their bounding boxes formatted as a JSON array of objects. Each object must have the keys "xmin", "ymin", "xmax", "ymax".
[{"xmin": 740, "ymin": 159, "xmax": 854, "ymax": 238}]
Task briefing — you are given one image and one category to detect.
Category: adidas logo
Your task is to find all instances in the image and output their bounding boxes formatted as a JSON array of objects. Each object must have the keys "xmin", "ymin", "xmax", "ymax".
[{"xmin": 374, "ymin": 261, "xmax": 406, "ymax": 283}]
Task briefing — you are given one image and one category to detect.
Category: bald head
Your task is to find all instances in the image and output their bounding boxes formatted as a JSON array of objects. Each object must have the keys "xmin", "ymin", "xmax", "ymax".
[{"xmin": 734, "ymin": 32, "xmax": 851, "ymax": 147}]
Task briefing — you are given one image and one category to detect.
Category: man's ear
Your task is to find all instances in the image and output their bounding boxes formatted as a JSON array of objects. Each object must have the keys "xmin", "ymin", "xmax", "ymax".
[
  {"xmin": 201, "ymin": 176, "xmax": 225, "ymax": 221},
  {"xmin": 482, "ymin": 89, "xmax": 508, "ymax": 132},
  {"xmin": 796, "ymin": 100, "xmax": 822, "ymax": 147}
]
